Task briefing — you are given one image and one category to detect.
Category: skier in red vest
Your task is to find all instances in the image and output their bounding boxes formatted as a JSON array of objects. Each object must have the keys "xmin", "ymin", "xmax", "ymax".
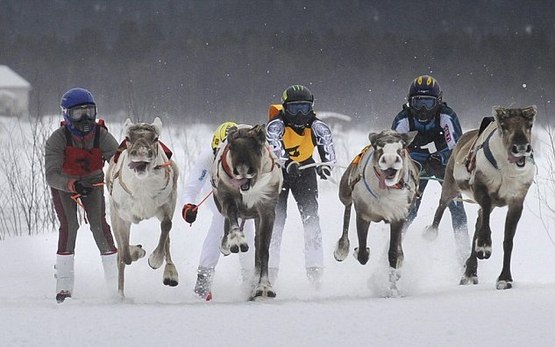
[{"xmin": 45, "ymin": 88, "xmax": 119, "ymax": 303}]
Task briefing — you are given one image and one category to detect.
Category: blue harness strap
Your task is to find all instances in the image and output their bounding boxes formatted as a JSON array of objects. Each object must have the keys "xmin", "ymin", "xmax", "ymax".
[
  {"xmin": 362, "ymin": 151, "xmax": 379, "ymax": 199},
  {"xmin": 481, "ymin": 128, "xmax": 499, "ymax": 170}
]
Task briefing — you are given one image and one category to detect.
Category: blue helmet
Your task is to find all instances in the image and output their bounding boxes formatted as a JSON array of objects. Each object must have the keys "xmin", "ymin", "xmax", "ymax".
[{"xmin": 61, "ymin": 88, "xmax": 97, "ymax": 135}]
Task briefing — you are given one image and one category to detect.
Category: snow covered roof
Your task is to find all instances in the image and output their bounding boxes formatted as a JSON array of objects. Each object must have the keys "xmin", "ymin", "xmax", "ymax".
[{"xmin": 0, "ymin": 65, "xmax": 31, "ymax": 89}]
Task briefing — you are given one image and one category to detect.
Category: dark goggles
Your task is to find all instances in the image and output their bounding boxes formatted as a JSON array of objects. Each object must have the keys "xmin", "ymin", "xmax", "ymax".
[
  {"xmin": 285, "ymin": 101, "xmax": 313, "ymax": 116},
  {"xmin": 67, "ymin": 105, "xmax": 97, "ymax": 121},
  {"xmin": 410, "ymin": 96, "xmax": 438, "ymax": 111}
]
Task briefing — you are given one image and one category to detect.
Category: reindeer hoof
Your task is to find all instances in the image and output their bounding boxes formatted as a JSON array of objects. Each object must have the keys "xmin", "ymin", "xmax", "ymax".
[
  {"xmin": 422, "ymin": 225, "xmax": 438, "ymax": 241},
  {"xmin": 148, "ymin": 253, "xmax": 164, "ymax": 270},
  {"xmin": 163, "ymin": 278, "xmax": 178, "ymax": 287},
  {"xmin": 353, "ymin": 247, "xmax": 370, "ymax": 265},
  {"xmin": 459, "ymin": 275, "xmax": 479, "ymax": 285},
  {"xmin": 250, "ymin": 284, "xmax": 276, "ymax": 300},
  {"xmin": 475, "ymin": 248, "xmax": 492, "ymax": 260},
  {"xmin": 220, "ymin": 239, "xmax": 231, "ymax": 256},
  {"xmin": 496, "ymin": 279, "xmax": 513, "ymax": 290},
  {"xmin": 163, "ymin": 263, "xmax": 178, "ymax": 287},
  {"xmin": 334, "ymin": 238, "xmax": 350, "ymax": 262}
]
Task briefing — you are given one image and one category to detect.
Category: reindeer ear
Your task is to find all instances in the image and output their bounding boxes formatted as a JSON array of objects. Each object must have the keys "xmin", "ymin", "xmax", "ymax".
[
  {"xmin": 493, "ymin": 106, "xmax": 508, "ymax": 122},
  {"xmin": 124, "ymin": 118, "xmax": 133, "ymax": 134},
  {"xmin": 250, "ymin": 124, "xmax": 266, "ymax": 144},
  {"xmin": 521, "ymin": 105, "xmax": 537, "ymax": 121},
  {"xmin": 227, "ymin": 126, "xmax": 239, "ymax": 141},
  {"xmin": 402, "ymin": 131, "xmax": 418, "ymax": 147},
  {"xmin": 368, "ymin": 132, "xmax": 378, "ymax": 145},
  {"xmin": 152, "ymin": 117, "xmax": 162, "ymax": 135}
]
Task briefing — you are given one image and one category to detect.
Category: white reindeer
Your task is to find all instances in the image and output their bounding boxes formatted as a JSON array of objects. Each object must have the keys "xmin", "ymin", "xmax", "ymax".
[{"xmin": 106, "ymin": 117, "xmax": 179, "ymax": 298}]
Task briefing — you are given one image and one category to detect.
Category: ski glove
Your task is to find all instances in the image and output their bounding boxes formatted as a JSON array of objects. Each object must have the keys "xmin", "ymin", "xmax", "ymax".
[
  {"xmin": 182, "ymin": 203, "xmax": 198, "ymax": 224},
  {"xmin": 74, "ymin": 180, "xmax": 94, "ymax": 196},
  {"xmin": 316, "ymin": 165, "xmax": 332, "ymax": 180},
  {"xmin": 286, "ymin": 161, "xmax": 302, "ymax": 177},
  {"xmin": 429, "ymin": 152, "xmax": 444, "ymax": 164}
]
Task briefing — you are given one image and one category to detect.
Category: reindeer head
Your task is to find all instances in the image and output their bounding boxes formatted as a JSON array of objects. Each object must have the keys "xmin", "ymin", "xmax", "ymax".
[
  {"xmin": 493, "ymin": 106, "xmax": 536, "ymax": 168},
  {"xmin": 124, "ymin": 117, "xmax": 162, "ymax": 178},
  {"xmin": 226, "ymin": 124, "xmax": 267, "ymax": 191},
  {"xmin": 368, "ymin": 130, "xmax": 417, "ymax": 187}
]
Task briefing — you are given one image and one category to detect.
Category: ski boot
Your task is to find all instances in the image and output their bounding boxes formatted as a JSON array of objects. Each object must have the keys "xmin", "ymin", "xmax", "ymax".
[{"xmin": 194, "ymin": 267, "xmax": 214, "ymax": 301}]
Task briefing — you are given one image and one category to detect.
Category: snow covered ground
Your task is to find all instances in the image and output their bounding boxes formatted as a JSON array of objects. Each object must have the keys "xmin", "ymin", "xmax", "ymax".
[{"xmin": 1, "ymin": 121, "xmax": 555, "ymax": 346}]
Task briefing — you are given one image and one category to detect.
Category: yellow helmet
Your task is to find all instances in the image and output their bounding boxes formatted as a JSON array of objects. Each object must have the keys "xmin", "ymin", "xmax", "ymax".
[{"xmin": 211, "ymin": 121, "xmax": 237, "ymax": 151}]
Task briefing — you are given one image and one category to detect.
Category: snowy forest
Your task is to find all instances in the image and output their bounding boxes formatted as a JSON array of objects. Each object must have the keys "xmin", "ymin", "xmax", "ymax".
[{"xmin": 1, "ymin": 0, "xmax": 554, "ymax": 128}]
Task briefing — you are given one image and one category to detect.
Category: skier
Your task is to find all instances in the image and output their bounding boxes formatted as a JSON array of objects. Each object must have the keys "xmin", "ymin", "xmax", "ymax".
[
  {"xmin": 391, "ymin": 75, "xmax": 471, "ymax": 263},
  {"xmin": 45, "ymin": 88, "xmax": 119, "ymax": 303},
  {"xmin": 182, "ymin": 121, "xmax": 254, "ymax": 301},
  {"xmin": 266, "ymin": 84, "xmax": 336, "ymax": 288}
]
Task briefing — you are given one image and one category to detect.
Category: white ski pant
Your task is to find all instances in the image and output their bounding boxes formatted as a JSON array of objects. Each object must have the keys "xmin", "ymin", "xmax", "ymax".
[{"xmin": 198, "ymin": 197, "xmax": 254, "ymax": 271}]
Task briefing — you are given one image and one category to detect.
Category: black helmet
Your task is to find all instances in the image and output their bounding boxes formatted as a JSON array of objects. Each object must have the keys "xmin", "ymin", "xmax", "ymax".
[
  {"xmin": 281, "ymin": 85, "xmax": 314, "ymax": 129},
  {"xmin": 407, "ymin": 75, "xmax": 442, "ymax": 123}
]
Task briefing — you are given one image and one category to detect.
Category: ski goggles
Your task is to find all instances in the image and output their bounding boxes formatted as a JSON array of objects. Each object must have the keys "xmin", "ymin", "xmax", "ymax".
[
  {"xmin": 285, "ymin": 101, "xmax": 313, "ymax": 116},
  {"xmin": 67, "ymin": 105, "xmax": 97, "ymax": 121},
  {"xmin": 410, "ymin": 96, "xmax": 438, "ymax": 111}
]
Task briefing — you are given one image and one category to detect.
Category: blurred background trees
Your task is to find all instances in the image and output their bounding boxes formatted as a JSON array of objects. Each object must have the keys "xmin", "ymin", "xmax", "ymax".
[{"xmin": 0, "ymin": 0, "xmax": 553, "ymax": 129}]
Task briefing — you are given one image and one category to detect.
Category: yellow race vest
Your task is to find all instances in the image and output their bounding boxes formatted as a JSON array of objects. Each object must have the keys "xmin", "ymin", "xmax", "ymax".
[{"xmin": 283, "ymin": 127, "xmax": 315, "ymax": 162}]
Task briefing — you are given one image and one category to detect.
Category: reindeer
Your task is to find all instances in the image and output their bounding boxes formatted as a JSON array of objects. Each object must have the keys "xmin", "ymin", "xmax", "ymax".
[
  {"xmin": 334, "ymin": 130, "xmax": 419, "ymax": 296},
  {"xmin": 106, "ymin": 117, "xmax": 179, "ymax": 298},
  {"xmin": 424, "ymin": 106, "xmax": 537, "ymax": 289},
  {"xmin": 211, "ymin": 124, "xmax": 283, "ymax": 300}
]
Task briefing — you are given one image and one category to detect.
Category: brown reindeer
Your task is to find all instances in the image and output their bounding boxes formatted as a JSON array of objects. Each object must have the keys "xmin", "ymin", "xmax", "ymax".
[
  {"xmin": 425, "ymin": 106, "xmax": 537, "ymax": 289},
  {"xmin": 211, "ymin": 124, "xmax": 283, "ymax": 300}
]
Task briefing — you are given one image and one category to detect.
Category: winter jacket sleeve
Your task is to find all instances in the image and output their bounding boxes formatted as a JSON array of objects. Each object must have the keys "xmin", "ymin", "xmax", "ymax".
[
  {"xmin": 311, "ymin": 119, "xmax": 336, "ymax": 164},
  {"xmin": 181, "ymin": 147, "xmax": 214, "ymax": 205},
  {"xmin": 45, "ymin": 127, "xmax": 72, "ymax": 192},
  {"xmin": 266, "ymin": 117, "xmax": 288, "ymax": 166},
  {"xmin": 99, "ymin": 127, "xmax": 119, "ymax": 162}
]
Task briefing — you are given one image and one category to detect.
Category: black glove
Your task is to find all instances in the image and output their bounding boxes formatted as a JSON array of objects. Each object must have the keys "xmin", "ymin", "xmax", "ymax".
[
  {"xmin": 426, "ymin": 153, "xmax": 445, "ymax": 176},
  {"xmin": 429, "ymin": 152, "xmax": 443, "ymax": 165},
  {"xmin": 316, "ymin": 165, "xmax": 332, "ymax": 180},
  {"xmin": 74, "ymin": 180, "xmax": 93, "ymax": 195},
  {"xmin": 182, "ymin": 203, "xmax": 198, "ymax": 224},
  {"xmin": 286, "ymin": 161, "xmax": 302, "ymax": 177}
]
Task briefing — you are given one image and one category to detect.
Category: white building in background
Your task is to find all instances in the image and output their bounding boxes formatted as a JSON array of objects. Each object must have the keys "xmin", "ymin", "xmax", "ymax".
[{"xmin": 0, "ymin": 65, "xmax": 31, "ymax": 117}]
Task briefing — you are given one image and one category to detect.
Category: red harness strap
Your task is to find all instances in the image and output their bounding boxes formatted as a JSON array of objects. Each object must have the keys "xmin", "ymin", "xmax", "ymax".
[
  {"xmin": 113, "ymin": 139, "xmax": 173, "ymax": 164},
  {"xmin": 219, "ymin": 144, "xmax": 234, "ymax": 178}
]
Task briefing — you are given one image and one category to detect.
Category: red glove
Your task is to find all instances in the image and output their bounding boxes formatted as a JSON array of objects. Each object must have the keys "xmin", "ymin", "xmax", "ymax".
[{"xmin": 182, "ymin": 203, "xmax": 198, "ymax": 224}]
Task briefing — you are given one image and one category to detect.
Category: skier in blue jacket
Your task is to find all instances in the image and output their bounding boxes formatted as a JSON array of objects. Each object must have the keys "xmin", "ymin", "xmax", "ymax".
[{"xmin": 391, "ymin": 75, "xmax": 470, "ymax": 264}]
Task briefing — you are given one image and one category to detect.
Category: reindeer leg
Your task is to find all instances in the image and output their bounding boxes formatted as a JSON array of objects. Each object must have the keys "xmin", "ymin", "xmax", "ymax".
[
  {"xmin": 387, "ymin": 220, "xmax": 405, "ymax": 297},
  {"xmin": 163, "ymin": 236, "xmax": 178, "ymax": 287},
  {"xmin": 221, "ymin": 201, "xmax": 248, "ymax": 254},
  {"xmin": 423, "ymin": 164, "xmax": 459, "ymax": 241},
  {"xmin": 460, "ymin": 209, "xmax": 482, "ymax": 285},
  {"xmin": 473, "ymin": 184, "xmax": 493, "ymax": 260},
  {"xmin": 251, "ymin": 211, "xmax": 276, "ymax": 300},
  {"xmin": 334, "ymin": 204, "xmax": 352, "ymax": 261},
  {"xmin": 353, "ymin": 215, "xmax": 371, "ymax": 265},
  {"xmin": 110, "ymin": 211, "xmax": 130, "ymax": 298},
  {"xmin": 148, "ymin": 216, "xmax": 171, "ymax": 269},
  {"xmin": 496, "ymin": 201, "xmax": 524, "ymax": 290}
]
